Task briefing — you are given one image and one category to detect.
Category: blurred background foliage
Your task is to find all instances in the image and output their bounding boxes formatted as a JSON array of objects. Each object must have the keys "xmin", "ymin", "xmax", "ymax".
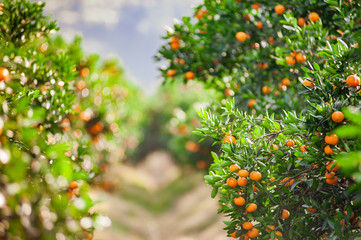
[{"xmin": 132, "ymin": 81, "xmax": 220, "ymax": 169}]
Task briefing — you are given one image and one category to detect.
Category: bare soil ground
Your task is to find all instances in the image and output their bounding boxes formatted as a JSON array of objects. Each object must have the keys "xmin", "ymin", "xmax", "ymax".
[{"xmin": 91, "ymin": 151, "xmax": 226, "ymax": 240}]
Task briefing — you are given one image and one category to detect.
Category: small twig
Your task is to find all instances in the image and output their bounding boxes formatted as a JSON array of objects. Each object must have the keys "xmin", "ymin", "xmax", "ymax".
[
  {"xmin": 255, "ymin": 168, "xmax": 312, "ymax": 197},
  {"xmin": 292, "ymin": 133, "xmax": 308, "ymax": 139},
  {"xmin": 256, "ymin": 130, "xmax": 286, "ymax": 140}
]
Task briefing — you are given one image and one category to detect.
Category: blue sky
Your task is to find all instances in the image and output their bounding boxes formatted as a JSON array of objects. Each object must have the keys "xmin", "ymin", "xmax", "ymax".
[{"xmin": 42, "ymin": 0, "xmax": 202, "ymax": 94}]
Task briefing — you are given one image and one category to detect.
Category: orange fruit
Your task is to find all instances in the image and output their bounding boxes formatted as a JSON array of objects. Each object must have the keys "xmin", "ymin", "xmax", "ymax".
[
  {"xmin": 224, "ymin": 88, "xmax": 235, "ymax": 97},
  {"xmin": 325, "ymin": 171, "xmax": 335, "ymax": 179},
  {"xmin": 268, "ymin": 37, "xmax": 274, "ymax": 44},
  {"xmin": 230, "ymin": 230, "xmax": 238, "ymax": 238},
  {"xmin": 227, "ymin": 178, "xmax": 238, "ymax": 187},
  {"xmin": 251, "ymin": 43, "xmax": 260, "ymax": 49},
  {"xmin": 178, "ymin": 124, "xmax": 187, "ymax": 134},
  {"xmin": 256, "ymin": 21, "xmax": 263, "ymax": 29},
  {"xmin": 247, "ymin": 228, "xmax": 259, "ymax": 238},
  {"xmin": 275, "ymin": 4, "xmax": 285, "ymax": 15},
  {"xmin": 346, "ymin": 74, "xmax": 360, "ymax": 86},
  {"xmin": 282, "ymin": 177, "xmax": 294, "ymax": 186},
  {"xmin": 344, "ymin": 210, "xmax": 355, "ymax": 219},
  {"xmin": 253, "ymin": 185, "xmax": 259, "ymax": 192},
  {"xmin": 281, "ymin": 209, "xmax": 290, "ymax": 219},
  {"xmin": 324, "ymin": 145, "xmax": 334, "ymax": 155},
  {"xmin": 244, "ymin": 14, "xmax": 251, "ymax": 21},
  {"xmin": 243, "ymin": 222, "xmax": 253, "ymax": 230},
  {"xmin": 185, "ymin": 141, "xmax": 200, "ymax": 152},
  {"xmin": 185, "ymin": 71, "xmax": 195, "ymax": 80},
  {"xmin": 246, "ymin": 203, "xmax": 257, "ymax": 212},
  {"xmin": 196, "ymin": 160, "xmax": 207, "ymax": 170},
  {"xmin": 325, "ymin": 134, "xmax": 339, "ymax": 145},
  {"xmin": 300, "ymin": 145, "xmax": 308, "ymax": 152},
  {"xmin": 238, "ymin": 177, "xmax": 248, "ymax": 186},
  {"xmin": 307, "ymin": 207, "xmax": 317, "ymax": 213},
  {"xmin": 295, "ymin": 53, "xmax": 306, "ymax": 63},
  {"xmin": 89, "ymin": 122, "xmax": 104, "ymax": 135},
  {"xmin": 281, "ymin": 78, "xmax": 290, "ymax": 86},
  {"xmin": 69, "ymin": 181, "xmax": 78, "ymax": 190},
  {"xmin": 248, "ymin": 99, "xmax": 257, "ymax": 108},
  {"xmin": 250, "ymin": 171, "xmax": 262, "ymax": 181},
  {"xmin": 82, "ymin": 232, "xmax": 93, "ymax": 240},
  {"xmin": 326, "ymin": 161, "xmax": 340, "ymax": 171},
  {"xmin": 60, "ymin": 118, "xmax": 71, "ymax": 132},
  {"xmin": 224, "ymin": 135, "xmax": 236, "ymax": 144},
  {"xmin": 234, "ymin": 196, "xmax": 246, "ymax": 206},
  {"xmin": 275, "ymin": 231, "xmax": 283, "ymax": 237},
  {"xmin": 272, "ymin": 145, "xmax": 278, "ymax": 151},
  {"xmin": 286, "ymin": 139, "xmax": 295, "ymax": 147},
  {"xmin": 67, "ymin": 191, "xmax": 75, "ymax": 198},
  {"xmin": 170, "ymin": 37, "xmax": 179, "ymax": 44},
  {"xmin": 236, "ymin": 32, "xmax": 248, "ymax": 42},
  {"xmin": 326, "ymin": 177, "xmax": 338, "ymax": 185},
  {"xmin": 266, "ymin": 225, "xmax": 275, "ymax": 233},
  {"xmin": 230, "ymin": 164, "xmax": 240, "ymax": 172},
  {"xmin": 303, "ymin": 79, "xmax": 314, "ymax": 87},
  {"xmin": 167, "ymin": 69, "xmax": 176, "ymax": 77},
  {"xmin": 298, "ymin": 17, "xmax": 306, "ymax": 27},
  {"xmin": 286, "ymin": 56, "xmax": 296, "ymax": 65},
  {"xmin": 262, "ymin": 85, "xmax": 271, "ymax": 94},
  {"xmin": 241, "ymin": 235, "xmax": 250, "ymax": 240},
  {"xmin": 0, "ymin": 67, "xmax": 10, "ymax": 81},
  {"xmin": 308, "ymin": 12, "xmax": 319, "ymax": 22},
  {"xmin": 269, "ymin": 177, "xmax": 275, "ymax": 183},
  {"xmin": 238, "ymin": 169, "xmax": 249, "ymax": 178},
  {"xmin": 251, "ymin": 3, "xmax": 260, "ymax": 9},
  {"xmin": 196, "ymin": 9, "xmax": 206, "ymax": 20},
  {"xmin": 170, "ymin": 42, "xmax": 179, "ymax": 50},
  {"xmin": 76, "ymin": 80, "xmax": 86, "ymax": 91},
  {"xmin": 331, "ymin": 111, "xmax": 344, "ymax": 123},
  {"xmin": 80, "ymin": 67, "xmax": 89, "ymax": 78}
]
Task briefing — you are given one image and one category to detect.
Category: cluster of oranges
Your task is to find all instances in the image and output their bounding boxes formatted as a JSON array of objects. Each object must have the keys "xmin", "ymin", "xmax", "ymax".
[
  {"xmin": 226, "ymin": 164, "xmax": 264, "ymax": 239},
  {"xmin": 169, "ymin": 36, "xmax": 180, "ymax": 50},
  {"xmin": 286, "ymin": 51, "xmax": 307, "ymax": 66},
  {"xmin": 226, "ymin": 161, "xmax": 291, "ymax": 239}
]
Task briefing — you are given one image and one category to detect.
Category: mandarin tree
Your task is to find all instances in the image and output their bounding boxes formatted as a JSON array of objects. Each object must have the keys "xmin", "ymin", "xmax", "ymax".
[
  {"xmin": 0, "ymin": 0, "xmax": 126, "ymax": 238},
  {"xmin": 44, "ymin": 36, "xmax": 146, "ymax": 190},
  {"xmin": 157, "ymin": 0, "xmax": 361, "ymax": 238}
]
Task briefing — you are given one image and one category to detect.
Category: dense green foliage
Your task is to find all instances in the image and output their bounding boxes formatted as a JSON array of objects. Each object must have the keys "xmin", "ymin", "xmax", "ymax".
[
  {"xmin": 157, "ymin": 0, "xmax": 361, "ymax": 239},
  {"xmin": 0, "ymin": 1, "xmax": 144, "ymax": 238}
]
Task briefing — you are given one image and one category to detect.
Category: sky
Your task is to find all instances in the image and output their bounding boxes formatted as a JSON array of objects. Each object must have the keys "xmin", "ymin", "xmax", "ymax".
[{"xmin": 41, "ymin": 0, "xmax": 202, "ymax": 94}]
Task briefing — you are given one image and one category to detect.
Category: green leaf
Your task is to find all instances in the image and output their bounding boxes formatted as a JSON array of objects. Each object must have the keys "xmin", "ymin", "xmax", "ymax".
[
  {"xmin": 334, "ymin": 125, "xmax": 361, "ymax": 138},
  {"xmin": 211, "ymin": 187, "xmax": 218, "ymax": 198},
  {"xmin": 51, "ymin": 158, "xmax": 73, "ymax": 181}
]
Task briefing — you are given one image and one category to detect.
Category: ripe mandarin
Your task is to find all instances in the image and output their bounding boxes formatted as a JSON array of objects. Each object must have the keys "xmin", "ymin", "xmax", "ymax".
[
  {"xmin": 331, "ymin": 111, "xmax": 344, "ymax": 123},
  {"xmin": 308, "ymin": 12, "xmax": 319, "ymax": 22},
  {"xmin": 250, "ymin": 171, "xmax": 262, "ymax": 181},
  {"xmin": 275, "ymin": 4, "xmax": 285, "ymax": 15}
]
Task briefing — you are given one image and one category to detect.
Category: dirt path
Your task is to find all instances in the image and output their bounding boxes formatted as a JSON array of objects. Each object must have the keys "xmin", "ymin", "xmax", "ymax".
[{"xmin": 91, "ymin": 150, "xmax": 226, "ymax": 240}]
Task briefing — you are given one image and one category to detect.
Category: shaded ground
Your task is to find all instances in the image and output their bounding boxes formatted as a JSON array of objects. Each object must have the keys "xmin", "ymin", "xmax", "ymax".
[{"xmin": 91, "ymin": 151, "xmax": 226, "ymax": 240}]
